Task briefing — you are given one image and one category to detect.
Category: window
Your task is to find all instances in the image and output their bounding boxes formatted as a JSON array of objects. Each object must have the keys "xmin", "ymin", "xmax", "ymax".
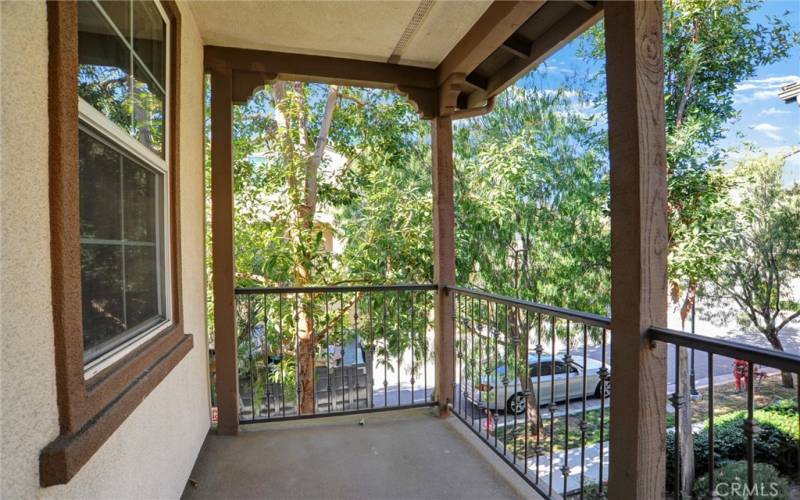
[{"xmin": 77, "ymin": 0, "xmax": 170, "ymax": 369}]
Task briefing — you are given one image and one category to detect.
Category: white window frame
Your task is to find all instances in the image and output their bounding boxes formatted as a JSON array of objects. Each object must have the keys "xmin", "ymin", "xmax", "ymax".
[{"xmin": 80, "ymin": 0, "xmax": 172, "ymax": 379}]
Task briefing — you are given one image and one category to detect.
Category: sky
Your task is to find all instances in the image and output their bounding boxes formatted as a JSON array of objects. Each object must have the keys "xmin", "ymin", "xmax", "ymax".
[{"xmin": 528, "ymin": 0, "xmax": 800, "ymax": 184}]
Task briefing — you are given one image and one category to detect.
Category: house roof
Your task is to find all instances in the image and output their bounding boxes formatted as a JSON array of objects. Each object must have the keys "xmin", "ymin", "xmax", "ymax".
[
  {"xmin": 194, "ymin": 1, "xmax": 602, "ymax": 117},
  {"xmin": 779, "ymin": 81, "xmax": 800, "ymax": 104}
]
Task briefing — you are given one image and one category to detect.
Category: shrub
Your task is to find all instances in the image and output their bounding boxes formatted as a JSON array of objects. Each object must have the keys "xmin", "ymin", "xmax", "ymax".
[
  {"xmin": 666, "ymin": 404, "xmax": 798, "ymax": 491},
  {"xmin": 692, "ymin": 461, "xmax": 788, "ymax": 500}
]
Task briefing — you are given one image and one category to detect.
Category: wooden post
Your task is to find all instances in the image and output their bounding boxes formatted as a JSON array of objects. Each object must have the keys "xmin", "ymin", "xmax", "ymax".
[
  {"xmin": 605, "ymin": 2, "xmax": 668, "ymax": 498},
  {"xmin": 432, "ymin": 115, "xmax": 456, "ymax": 416},
  {"xmin": 210, "ymin": 67, "xmax": 239, "ymax": 435}
]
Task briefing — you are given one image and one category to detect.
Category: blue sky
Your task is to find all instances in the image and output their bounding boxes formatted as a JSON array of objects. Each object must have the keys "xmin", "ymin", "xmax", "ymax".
[{"xmin": 527, "ymin": 1, "xmax": 800, "ymax": 184}]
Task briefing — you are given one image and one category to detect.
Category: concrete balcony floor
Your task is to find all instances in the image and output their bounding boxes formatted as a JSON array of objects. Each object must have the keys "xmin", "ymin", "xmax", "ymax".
[{"xmin": 182, "ymin": 407, "xmax": 536, "ymax": 500}]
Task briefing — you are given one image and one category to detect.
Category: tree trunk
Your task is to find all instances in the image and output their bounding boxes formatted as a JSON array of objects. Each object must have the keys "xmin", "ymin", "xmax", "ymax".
[
  {"xmin": 677, "ymin": 346, "xmax": 695, "ymax": 498},
  {"xmin": 510, "ymin": 308, "xmax": 541, "ymax": 437},
  {"xmin": 764, "ymin": 329, "xmax": 794, "ymax": 388},
  {"xmin": 297, "ymin": 301, "xmax": 316, "ymax": 414}
]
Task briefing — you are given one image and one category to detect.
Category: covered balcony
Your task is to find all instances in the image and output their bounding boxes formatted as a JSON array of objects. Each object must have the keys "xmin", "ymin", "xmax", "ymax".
[{"xmin": 7, "ymin": 0, "xmax": 797, "ymax": 499}]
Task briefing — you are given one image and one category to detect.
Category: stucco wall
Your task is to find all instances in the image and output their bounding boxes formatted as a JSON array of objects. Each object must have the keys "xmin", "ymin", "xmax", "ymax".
[{"xmin": 0, "ymin": 1, "xmax": 211, "ymax": 498}]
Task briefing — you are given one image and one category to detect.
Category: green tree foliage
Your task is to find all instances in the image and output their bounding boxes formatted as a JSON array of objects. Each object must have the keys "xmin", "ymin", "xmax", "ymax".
[
  {"xmin": 706, "ymin": 155, "xmax": 800, "ymax": 387},
  {"xmin": 454, "ymin": 84, "xmax": 610, "ymax": 315}
]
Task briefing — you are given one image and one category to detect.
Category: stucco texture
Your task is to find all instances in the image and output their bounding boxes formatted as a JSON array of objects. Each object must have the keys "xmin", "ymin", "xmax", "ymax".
[{"xmin": 0, "ymin": 1, "xmax": 211, "ymax": 498}]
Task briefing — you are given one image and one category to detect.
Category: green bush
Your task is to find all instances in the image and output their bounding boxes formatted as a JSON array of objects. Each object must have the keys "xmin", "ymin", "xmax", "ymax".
[
  {"xmin": 692, "ymin": 461, "xmax": 788, "ymax": 499},
  {"xmin": 666, "ymin": 403, "xmax": 798, "ymax": 491}
]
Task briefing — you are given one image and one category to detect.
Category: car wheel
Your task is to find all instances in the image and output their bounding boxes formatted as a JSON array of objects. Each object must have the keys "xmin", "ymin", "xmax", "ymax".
[
  {"xmin": 594, "ymin": 380, "xmax": 611, "ymax": 399},
  {"xmin": 506, "ymin": 393, "xmax": 526, "ymax": 415}
]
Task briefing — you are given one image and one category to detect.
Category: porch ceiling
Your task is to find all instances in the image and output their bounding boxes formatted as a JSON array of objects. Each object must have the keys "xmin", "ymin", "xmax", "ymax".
[{"xmin": 188, "ymin": 1, "xmax": 492, "ymax": 68}]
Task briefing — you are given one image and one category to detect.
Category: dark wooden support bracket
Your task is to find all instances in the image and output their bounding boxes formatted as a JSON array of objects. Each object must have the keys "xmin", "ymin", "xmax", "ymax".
[
  {"xmin": 232, "ymin": 70, "xmax": 278, "ymax": 105},
  {"xmin": 396, "ymin": 86, "xmax": 436, "ymax": 120},
  {"xmin": 438, "ymin": 73, "xmax": 465, "ymax": 117}
]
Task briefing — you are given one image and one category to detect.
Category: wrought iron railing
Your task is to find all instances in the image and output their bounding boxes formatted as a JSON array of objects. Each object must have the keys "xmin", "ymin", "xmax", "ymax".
[
  {"xmin": 234, "ymin": 284, "xmax": 437, "ymax": 422},
  {"xmin": 448, "ymin": 286, "xmax": 612, "ymax": 499},
  {"xmin": 650, "ymin": 326, "xmax": 800, "ymax": 500}
]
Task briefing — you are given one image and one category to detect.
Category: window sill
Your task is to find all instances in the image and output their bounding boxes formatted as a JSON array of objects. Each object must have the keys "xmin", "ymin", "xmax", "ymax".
[{"xmin": 39, "ymin": 329, "xmax": 193, "ymax": 487}]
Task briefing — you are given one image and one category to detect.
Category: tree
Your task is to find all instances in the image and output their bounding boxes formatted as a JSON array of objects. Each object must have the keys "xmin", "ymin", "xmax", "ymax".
[
  {"xmin": 580, "ymin": 3, "xmax": 799, "ymax": 493},
  {"xmin": 453, "ymin": 82, "xmax": 610, "ymax": 434},
  {"xmin": 707, "ymin": 155, "xmax": 800, "ymax": 388}
]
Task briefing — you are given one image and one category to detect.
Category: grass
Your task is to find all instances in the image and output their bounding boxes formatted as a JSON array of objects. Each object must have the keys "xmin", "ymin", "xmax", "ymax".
[
  {"xmin": 665, "ymin": 373, "xmax": 797, "ymax": 428},
  {"xmin": 495, "ymin": 373, "xmax": 797, "ymax": 460}
]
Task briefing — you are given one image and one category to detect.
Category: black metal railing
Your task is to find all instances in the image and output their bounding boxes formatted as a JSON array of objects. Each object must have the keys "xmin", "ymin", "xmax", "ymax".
[
  {"xmin": 448, "ymin": 286, "xmax": 612, "ymax": 499},
  {"xmin": 650, "ymin": 326, "xmax": 800, "ymax": 500},
  {"xmin": 234, "ymin": 284, "xmax": 437, "ymax": 422}
]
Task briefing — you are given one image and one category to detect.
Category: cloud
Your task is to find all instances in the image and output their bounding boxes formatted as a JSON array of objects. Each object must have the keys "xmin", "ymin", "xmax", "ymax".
[
  {"xmin": 752, "ymin": 122, "xmax": 784, "ymax": 141},
  {"xmin": 735, "ymin": 75, "xmax": 800, "ymax": 105},
  {"xmin": 760, "ymin": 106, "xmax": 791, "ymax": 116}
]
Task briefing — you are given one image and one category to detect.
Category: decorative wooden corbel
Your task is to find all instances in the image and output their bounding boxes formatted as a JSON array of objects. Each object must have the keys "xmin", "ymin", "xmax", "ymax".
[
  {"xmin": 437, "ymin": 73, "xmax": 465, "ymax": 117},
  {"xmin": 232, "ymin": 70, "xmax": 278, "ymax": 104},
  {"xmin": 396, "ymin": 85, "xmax": 436, "ymax": 120}
]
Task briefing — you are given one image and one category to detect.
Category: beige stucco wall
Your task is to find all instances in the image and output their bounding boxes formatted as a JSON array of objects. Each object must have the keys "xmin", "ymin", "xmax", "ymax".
[{"xmin": 0, "ymin": 1, "xmax": 211, "ymax": 498}]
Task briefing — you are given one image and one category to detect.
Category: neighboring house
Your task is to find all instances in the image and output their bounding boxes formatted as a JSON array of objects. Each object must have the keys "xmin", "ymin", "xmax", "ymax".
[{"xmin": 779, "ymin": 81, "xmax": 800, "ymax": 105}]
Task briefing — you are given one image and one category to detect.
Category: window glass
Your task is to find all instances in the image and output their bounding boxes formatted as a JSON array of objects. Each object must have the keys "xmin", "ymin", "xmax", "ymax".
[
  {"xmin": 77, "ymin": 0, "xmax": 132, "ymax": 134},
  {"xmin": 79, "ymin": 129, "xmax": 165, "ymax": 363},
  {"xmin": 132, "ymin": 60, "xmax": 165, "ymax": 156},
  {"xmin": 132, "ymin": 0, "xmax": 166, "ymax": 87},
  {"xmin": 78, "ymin": 0, "xmax": 167, "ymax": 157}
]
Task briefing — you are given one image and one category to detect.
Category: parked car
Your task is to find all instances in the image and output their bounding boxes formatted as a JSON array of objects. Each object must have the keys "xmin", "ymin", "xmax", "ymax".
[{"xmin": 464, "ymin": 353, "xmax": 610, "ymax": 414}]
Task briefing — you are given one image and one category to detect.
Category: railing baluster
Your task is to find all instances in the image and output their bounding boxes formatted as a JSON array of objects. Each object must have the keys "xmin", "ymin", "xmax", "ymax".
[
  {"xmin": 745, "ymin": 362, "xmax": 756, "ymax": 499},
  {"xmin": 264, "ymin": 294, "xmax": 270, "ymax": 420},
  {"xmin": 493, "ymin": 302, "xmax": 499, "ymax": 449},
  {"xmin": 340, "ymin": 292, "xmax": 346, "ymax": 412},
  {"xmin": 535, "ymin": 313, "xmax": 543, "ymax": 479},
  {"xmin": 354, "ymin": 293, "xmax": 360, "ymax": 411},
  {"xmin": 396, "ymin": 289, "xmax": 401, "ymax": 407},
  {"xmin": 563, "ymin": 320, "xmax": 571, "ymax": 498},
  {"xmin": 383, "ymin": 290, "xmax": 388, "ymax": 409},
  {"xmin": 707, "ymin": 352, "xmax": 715, "ymax": 499},
  {"xmin": 523, "ymin": 309, "xmax": 530, "ymax": 476},
  {"xmin": 279, "ymin": 293, "xmax": 285, "ymax": 418},
  {"xmin": 512, "ymin": 305, "xmax": 518, "ymax": 467},
  {"xmin": 410, "ymin": 291, "xmax": 415, "ymax": 406},
  {"xmin": 598, "ymin": 327, "xmax": 607, "ymax": 496},
  {"xmin": 672, "ymin": 343, "xmax": 682, "ymax": 500},
  {"xmin": 502, "ymin": 304, "xmax": 509, "ymax": 456},
  {"xmin": 368, "ymin": 292, "xmax": 374, "ymax": 409},
  {"xmin": 325, "ymin": 293, "xmax": 332, "ymax": 414},
  {"xmin": 247, "ymin": 294, "xmax": 255, "ymax": 422},
  {"xmin": 548, "ymin": 315, "xmax": 556, "ymax": 498},
  {"xmin": 294, "ymin": 293, "xmax": 300, "ymax": 415},
  {"xmin": 579, "ymin": 324, "xmax": 588, "ymax": 499}
]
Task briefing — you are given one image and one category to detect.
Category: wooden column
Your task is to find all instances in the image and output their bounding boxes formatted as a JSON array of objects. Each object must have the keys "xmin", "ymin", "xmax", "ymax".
[
  {"xmin": 605, "ymin": 2, "xmax": 668, "ymax": 498},
  {"xmin": 210, "ymin": 67, "xmax": 238, "ymax": 435},
  {"xmin": 432, "ymin": 115, "xmax": 456, "ymax": 416}
]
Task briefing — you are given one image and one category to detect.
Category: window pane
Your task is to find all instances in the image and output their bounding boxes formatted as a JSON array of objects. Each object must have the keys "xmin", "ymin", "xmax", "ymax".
[
  {"xmin": 78, "ymin": 0, "xmax": 132, "ymax": 134},
  {"xmin": 97, "ymin": 0, "xmax": 131, "ymax": 40},
  {"xmin": 81, "ymin": 243, "xmax": 125, "ymax": 354},
  {"xmin": 125, "ymin": 245, "xmax": 161, "ymax": 329},
  {"xmin": 132, "ymin": 0, "xmax": 166, "ymax": 87},
  {"xmin": 123, "ymin": 158, "xmax": 157, "ymax": 242},
  {"xmin": 132, "ymin": 61, "xmax": 165, "ymax": 156},
  {"xmin": 80, "ymin": 131, "xmax": 121, "ymax": 240}
]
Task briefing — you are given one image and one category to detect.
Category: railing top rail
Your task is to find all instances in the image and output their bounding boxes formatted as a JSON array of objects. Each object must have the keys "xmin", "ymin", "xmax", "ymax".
[
  {"xmin": 649, "ymin": 326, "xmax": 800, "ymax": 373},
  {"xmin": 446, "ymin": 285, "xmax": 612, "ymax": 329},
  {"xmin": 235, "ymin": 283, "xmax": 437, "ymax": 295}
]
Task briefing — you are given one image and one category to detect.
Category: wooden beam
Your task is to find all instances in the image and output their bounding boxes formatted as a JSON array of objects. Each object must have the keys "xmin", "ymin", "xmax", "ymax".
[
  {"xmin": 605, "ymin": 2, "xmax": 668, "ymax": 498},
  {"xmin": 464, "ymin": 73, "xmax": 488, "ymax": 92},
  {"xmin": 436, "ymin": 1, "xmax": 545, "ymax": 85},
  {"xmin": 499, "ymin": 33, "xmax": 531, "ymax": 59},
  {"xmin": 476, "ymin": 2, "xmax": 603, "ymax": 106},
  {"xmin": 210, "ymin": 67, "xmax": 239, "ymax": 436},
  {"xmin": 205, "ymin": 45, "xmax": 436, "ymax": 90},
  {"xmin": 438, "ymin": 73, "xmax": 465, "ymax": 117},
  {"xmin": 432, "ymin": 115, "xmax": 456, "ymax": 416}
]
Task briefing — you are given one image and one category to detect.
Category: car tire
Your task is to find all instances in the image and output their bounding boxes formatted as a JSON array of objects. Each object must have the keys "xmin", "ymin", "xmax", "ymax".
[
  {"xmin": 505, "ymin": 393, "xmax": 526, "ymax": 415},
  {"xmin": 594, "ymin": 379, "xmax": 611, "ymax": 399}
]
